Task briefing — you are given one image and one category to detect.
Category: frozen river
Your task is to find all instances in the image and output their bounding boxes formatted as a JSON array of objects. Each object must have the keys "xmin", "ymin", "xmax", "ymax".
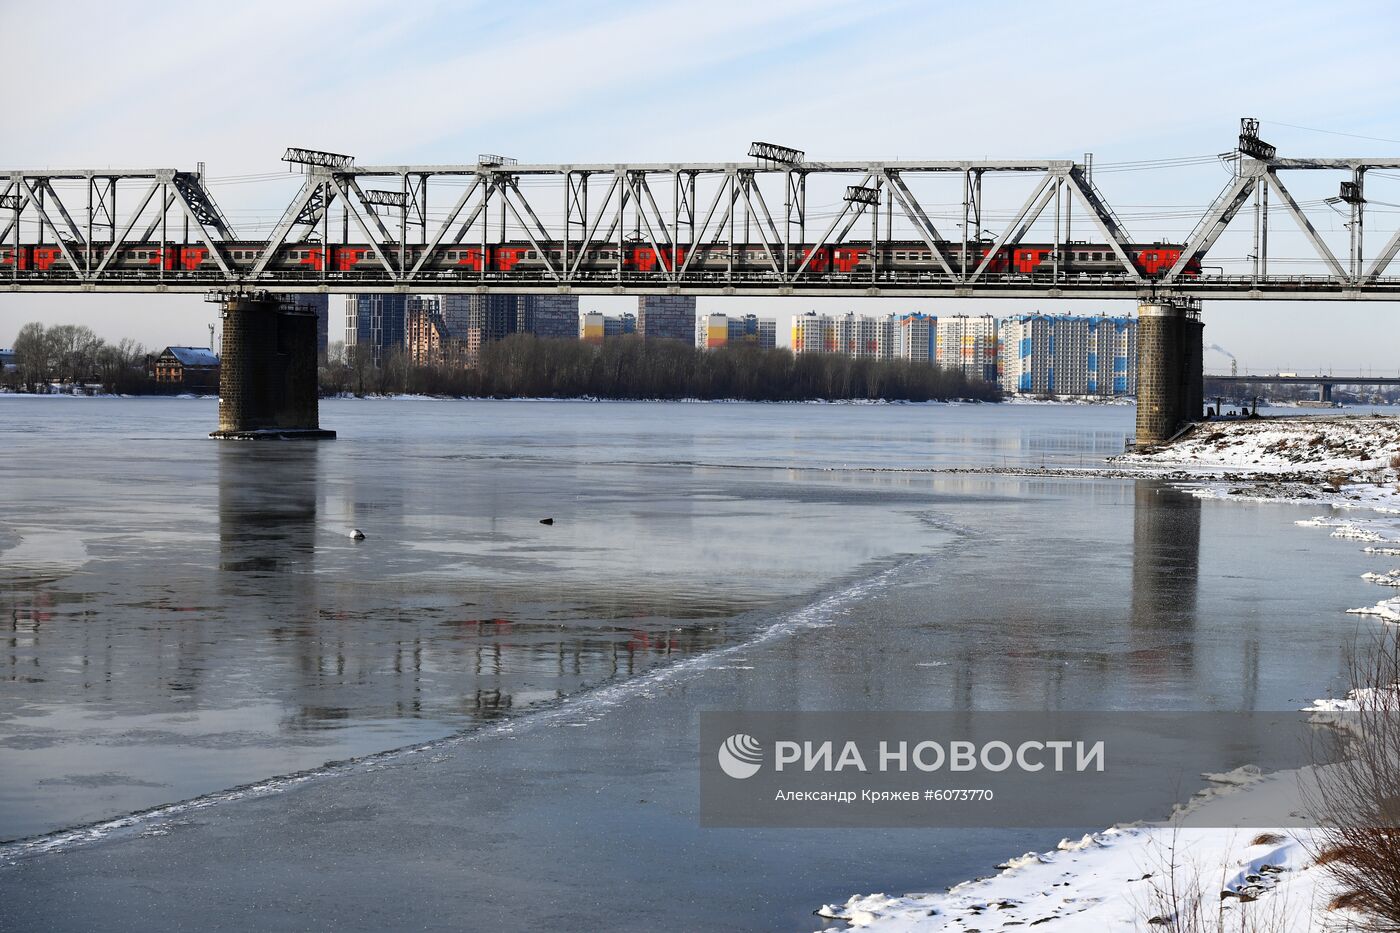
[{"xmin": 0, "ymin": 397, "xmax": 1386, "ymax": 930}]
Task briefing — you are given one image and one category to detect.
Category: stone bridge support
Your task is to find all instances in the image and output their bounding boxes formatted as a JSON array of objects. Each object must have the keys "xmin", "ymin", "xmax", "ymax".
[
  {"xmin": 211, "ymin": 294, "xmax": 335, "ymax": 439},
  {"xmin": 1135, "ymin": 300, "xmax": 1203, "ymax": 447}
]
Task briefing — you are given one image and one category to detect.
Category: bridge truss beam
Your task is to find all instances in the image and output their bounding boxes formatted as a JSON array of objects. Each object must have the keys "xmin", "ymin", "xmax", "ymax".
[
  {"xmin": 9, "ymin": 152, "xmax": 1400, "ymax": 299},
  {"xmin": 3, "ymin": 167, "xmax": 237, "ymax": 284}
]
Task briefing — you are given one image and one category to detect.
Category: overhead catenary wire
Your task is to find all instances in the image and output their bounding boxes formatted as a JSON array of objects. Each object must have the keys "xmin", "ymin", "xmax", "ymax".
[{"xmin": 1262, "ymin": 120, "xmax": 1400, "ymax": 147}]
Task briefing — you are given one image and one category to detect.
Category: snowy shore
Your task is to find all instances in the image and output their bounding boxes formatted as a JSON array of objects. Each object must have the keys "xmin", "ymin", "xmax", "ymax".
[
  {"xmin": 818, "ymin": 771, "xmax": 1330, "ymax": 932},
  {"xmin": 818, "ymin": 416, "xmax": 1400, "ymax": 932}
]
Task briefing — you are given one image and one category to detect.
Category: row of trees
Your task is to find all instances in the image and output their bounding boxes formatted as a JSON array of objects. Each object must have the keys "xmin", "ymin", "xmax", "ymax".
[
  {"xmin": 3, "ymin": 325, "xmax": 1002, "ymax": 402},
  {"xmin": 4, "ymin": 323, "xmax": 153, "ymax": 394},
  {"xmin": 320, "ymin": 335, "xmax": 1003, "ymax": 403}
]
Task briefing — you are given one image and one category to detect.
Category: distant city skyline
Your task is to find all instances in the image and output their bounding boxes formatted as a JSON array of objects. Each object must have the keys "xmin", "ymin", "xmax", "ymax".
[
  {"xmin": 4, "ymin": 295, "xmax": 1399, "ymax": 376},
  {"xmin": 4, "ymin": 0, "xmax": 1400, "ymax": 369}
]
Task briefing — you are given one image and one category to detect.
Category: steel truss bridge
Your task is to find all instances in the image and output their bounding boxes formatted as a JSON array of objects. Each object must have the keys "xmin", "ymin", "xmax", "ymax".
[
  {"xmin": 8, "ymin": 129, "xmax": 1400, "ymax": 300},
  {"xmin": 1207, "ymin": 374, "xmax": 1400, "ymax": 386},
  {"xmin": 1206, "ymin": 372, "xmax": 1400, "ymax": 403}
]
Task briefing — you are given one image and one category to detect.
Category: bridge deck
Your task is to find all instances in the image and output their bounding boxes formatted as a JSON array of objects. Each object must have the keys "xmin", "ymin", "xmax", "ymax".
[{"xmin": 10, "ymin": 273, "xmax": 1400, "ymax": 300}]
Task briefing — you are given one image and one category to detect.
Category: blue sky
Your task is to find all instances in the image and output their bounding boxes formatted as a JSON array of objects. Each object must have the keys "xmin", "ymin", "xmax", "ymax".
[{"xmin": 4, "ymin": 0, "xmax": 1400, "ymax": 372}]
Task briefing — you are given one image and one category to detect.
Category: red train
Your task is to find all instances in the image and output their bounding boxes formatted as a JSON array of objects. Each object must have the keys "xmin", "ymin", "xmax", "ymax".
[{"xmin": 0, "ymin": 240, "xmax": 1199, "ymax": 278}]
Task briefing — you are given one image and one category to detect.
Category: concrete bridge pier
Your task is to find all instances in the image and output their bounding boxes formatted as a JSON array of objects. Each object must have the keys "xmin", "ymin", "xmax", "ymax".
[
  {"xmin": 211, "ymin": 294, "xmax": 335, "ymax": 439},
  {"xmin": 1319, "ymin": 383, "xmax": 1333, "ymax": 403},
  {"xmin": 1135, "ymin": 299, "xmax": 1203, "ymax": 447}
]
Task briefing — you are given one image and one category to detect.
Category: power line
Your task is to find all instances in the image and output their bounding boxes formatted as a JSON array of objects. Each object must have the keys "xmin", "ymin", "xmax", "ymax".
[{"xmin": 1263, "ymin": 120, "xmax": 1400, "ymax": 146}]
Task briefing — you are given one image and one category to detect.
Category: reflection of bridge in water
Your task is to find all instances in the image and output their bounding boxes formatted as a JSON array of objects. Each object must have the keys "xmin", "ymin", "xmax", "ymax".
[
  {"xmin": 0, "ymin": 446, "xmax": 744, "ymax": 759},
  {"xmin": 213, "ymin": 442, "xmax": 738, "ymax": 726}
]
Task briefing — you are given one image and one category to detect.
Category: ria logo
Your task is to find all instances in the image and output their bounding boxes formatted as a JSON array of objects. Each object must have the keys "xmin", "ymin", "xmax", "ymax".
[{"xmin": 717, "ymin": 733, "xmax": 763, "ymax": 779}]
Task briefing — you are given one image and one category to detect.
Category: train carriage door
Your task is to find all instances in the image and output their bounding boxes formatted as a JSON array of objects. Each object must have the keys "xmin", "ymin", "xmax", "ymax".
[
  {"xmin": 334, "ymin": 248, "xmax": 367, "ymax": 271},
  {"xmin": 455, "ymin": 248, "xmax": 486, "ymax": 271},
  {"xmin": 833, "ymin": 247, "xmax": 865, "ymax": 273},
  {"xmin": 297, "ymin": 248, "xmax": 325, "ymax": 272},
  {"xmin": 799, "ymin": 247, "xmax": 829, "ymax": 273},
  {"xmin": 1014, "ymin": 248, "xmax": 1049, "ymax": 274},
  {"xmin": 33, "ymin": 247, "xmax": 64, "ymax": 271},
  {"xmin": 981, "ymin": 246, "xmax": 1008, "ymax": 274},
  {"xmin": 495, "ymin": 247, "xmax": 527, "ymax": 271}
]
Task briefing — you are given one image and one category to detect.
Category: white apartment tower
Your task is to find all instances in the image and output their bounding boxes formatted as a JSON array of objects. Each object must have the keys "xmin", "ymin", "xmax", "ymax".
[
  {"xmin": 792, "ymin": 312, "xmax": 836, "ymax": 354},
  {"xmin": 895, "ymin": 313, "xmax": 936, "ymax": 363},
  {"xmin": 835, "ymin": 313, "xmax": 896, "ymax": 359},
  {"xmin": 935, "ymin": 314, "xmax": 998, "ymax": 383},
  {"xmin": 794, "ymin": 311, "xmax": 946, "ymax": 363},
  {"xmin": 998, "ymin": 314, "xmax": 1137, "ymax": 396}
]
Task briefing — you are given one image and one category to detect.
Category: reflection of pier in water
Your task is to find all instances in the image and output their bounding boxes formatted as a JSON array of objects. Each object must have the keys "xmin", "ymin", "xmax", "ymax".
[
  {"xmin": 213, "ymin": 444, "xmax": 739, "ymax": 730},
  {"xmin": 938, "ymin": 479, "xmax": 1208, "ymax": 709},
  {"xmin": 4, "ymin": 451, "xmax": 745, "ymax": 741},
  {"xmin": 2, "ymin": 444, "xmax": 758, "ymax": 837},
  {"xmin": 1129, "ymin": 482, "xmax": 1201, "ymax": 680}
]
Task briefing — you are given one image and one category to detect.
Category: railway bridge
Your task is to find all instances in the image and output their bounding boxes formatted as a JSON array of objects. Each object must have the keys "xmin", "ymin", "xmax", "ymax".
[
  {"xmin": 5, "ymin": 123, "xmax": 1398, "ymax": 444},
  {"xmin": 1207, "ymin": 373, "xmax": 1400, "ymax": 403}
]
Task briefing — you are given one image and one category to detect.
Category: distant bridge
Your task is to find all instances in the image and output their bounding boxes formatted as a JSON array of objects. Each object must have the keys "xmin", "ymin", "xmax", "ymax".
[
  {"xmin": 1205, "ymin": 373, "xmax": 1400, "ymax": 401},
  {"xmin": 1207, "ymin": 374, "xmax": 1400, "ymax": 385},
  {"xmin": 1204, "ymin": 369, "xmax": 1400, "ymax": 400}
]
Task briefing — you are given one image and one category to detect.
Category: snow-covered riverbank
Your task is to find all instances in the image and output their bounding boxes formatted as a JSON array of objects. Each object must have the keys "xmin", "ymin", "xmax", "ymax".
[
  {"xmin": 1123, "ymin": 415, "xmax": 1400, "ymax": 478},
  {"xmin": 818, "ymin": 416, "xmax": 1400, "ymax": 932},
  {"xmin": 818, "ymin": 773, "xmax": 1330, "ymax": 931}
]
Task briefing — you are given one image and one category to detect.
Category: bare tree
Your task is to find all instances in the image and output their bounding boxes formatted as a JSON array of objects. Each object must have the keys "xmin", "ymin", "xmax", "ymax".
[
  {"xmin": 12, "ymin": 322, "xmax": 51, "ymax": 391},
  {"xmin": 316, "ymin": 333, "xmax": 1005, "ymax": 402},
  {"xmin": 1307, "ymin": 630, "xmax": 1400, "ymax": 930},
  {"xmin": 45, "ymin": 324, "xmax": 102, "ymax": 385}
]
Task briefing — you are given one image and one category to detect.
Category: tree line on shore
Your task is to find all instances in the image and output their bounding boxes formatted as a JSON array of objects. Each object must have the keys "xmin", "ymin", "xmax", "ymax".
[
  {"xmin": 2, "ymin": 322, "xmax": 1001, "ymax": 402},
  {"xmin": 319, "ymin": 334, "xmax": 1002, "ymax": 403},
  {"xmin": 3, "ymin": 322, "xmax": 154, "ymax": 394}
]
